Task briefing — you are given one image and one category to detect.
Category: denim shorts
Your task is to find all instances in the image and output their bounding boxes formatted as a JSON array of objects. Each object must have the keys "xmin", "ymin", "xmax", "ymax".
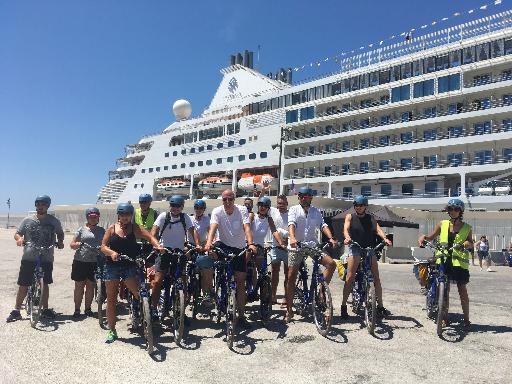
[
  {"xmin": 270, "ymin": 247, "xmax": 288, "ymax": 265},
  {"xmin": 195, "ymin": 254, "xmax": 214, "ymax": 269},
  {"xmin": 348, "ymin": 244, "xmax": 363, "ymax": 257},
  {"xmin": 103, "ymin": 263, "xmax": 138, "ymax": 281},
  {"xmin": 477, "ymin": 250, "xmax": 489, "ymax": 260},
  {"xmin": 288, "ymin": 247, "xmax": 326, "ymax": 268}
]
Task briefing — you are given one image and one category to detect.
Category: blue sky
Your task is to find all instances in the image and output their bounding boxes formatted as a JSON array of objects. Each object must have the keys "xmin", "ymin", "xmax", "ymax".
[{"xmin": 0, "ymin": 0, "xmax": 499, "ymax": 213}]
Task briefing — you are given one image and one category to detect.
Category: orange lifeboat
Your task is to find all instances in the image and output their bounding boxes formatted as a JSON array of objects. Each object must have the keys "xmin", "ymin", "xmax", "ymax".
[{"xmin": 238, "ymin": 173, "xmax": 275, "ymax": 191}]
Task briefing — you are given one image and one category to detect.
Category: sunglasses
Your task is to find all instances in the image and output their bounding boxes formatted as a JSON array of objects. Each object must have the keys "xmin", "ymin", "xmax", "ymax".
[
  {"xmin": 447, "ymin": 206, "xmax": 461, "ymax": 212},
  {"xmin": 354, "ymin": 204, "xmax": 366, "ymax": 208},
  {"xmin": 222, "ymin": 197, "xmax": 235, "ymax": 202},
  {"xmin": 257, "ymin": 204, "xmax": 270, "ymax": 208},
  {"xmin": 170, "ymin": 204, "xmax": 183, "ymax": 208},
  {"xmin": 298, "ymin": 194, "xmax": 312, "ymax": 198},
  {"xmin": 35, "ymin": 202, "xmax": 49, "ymax": 206}
]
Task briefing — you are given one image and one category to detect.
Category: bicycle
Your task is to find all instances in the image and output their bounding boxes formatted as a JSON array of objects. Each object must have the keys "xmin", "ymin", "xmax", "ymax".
[
  {"xmin": 245, "ymin": 245, "xmax": 272, "ymax": 322},
  {"xmin": 183, "ymin": 243, "xmax": 201, "ymax": 320},
  {"xmin": 419, "ymin": 240, "xmax": 463, "ymax": 337},
  {"xmin": 349, "ymin": 240, "xmax": 386, "ymax": 335},
  {"xmin": 292, "ymin": 242, "xmax": 334, "ymax": 336},
  {"xmin": 211, "ymin": 245, "xmax": 247, "ymax": 350},
  {"xmin": 119, "ymin": 254, "xmax": 154, "ymax": 355},
  {"xmin": 24, "ymin": 242, "xmax": 55, "ymax": 328},
  {"xmin": 80, "ymin": 242, "xmax": 106, "ymax": 328}
]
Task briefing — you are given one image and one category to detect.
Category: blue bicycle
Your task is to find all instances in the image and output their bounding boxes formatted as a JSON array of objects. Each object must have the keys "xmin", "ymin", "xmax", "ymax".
[
  {"xmin": 349, "ymin": 240, "xmax": 386, "ymax": 335},
  {"xmin": 245, "ymin": 245, "xmax": 272, "ymax": 322},
  {"xmin": 293, "ymin": 242, "xmax": 333, "ymax": 336},
  {"xmin": 211, "ymin": 246, "xmax": 247, "ymax": 350},
  {"xmin": 24, "ymin": 242, "xmax": 54, "ymax": 328}
]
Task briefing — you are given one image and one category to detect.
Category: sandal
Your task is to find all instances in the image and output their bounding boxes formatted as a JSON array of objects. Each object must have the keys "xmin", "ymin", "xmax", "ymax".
[
  {"xmin": 284, "ymin": 312, "xmax": 294, "ymax": 324},
  {"xmin": 463, "ymin": 320, "xmax": 471, "ymax": 331}
]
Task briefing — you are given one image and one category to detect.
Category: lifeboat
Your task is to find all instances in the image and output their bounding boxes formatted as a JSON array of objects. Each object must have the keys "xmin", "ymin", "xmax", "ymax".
[
  {"xmin": 494, "ymin": 180, "xmax": 511, "ymax": 196},
  {"xmin": 156, "ymin": 179, "xmax": 190, "ymax": 192},
  {"xmin": 238, "ymin": 173, "xmax": 275, "ymax": 191},
  {"xmin": 477, "ymin": 181, "xmax": 494, "ymax": 196},
  {"xmin": 198, "ymin": 175, "xmax": 232, "ymax": 192}
]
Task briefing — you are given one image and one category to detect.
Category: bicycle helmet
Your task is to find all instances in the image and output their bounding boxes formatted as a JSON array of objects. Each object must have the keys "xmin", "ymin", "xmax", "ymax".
[
  {"xmin": 168, "ymin": 195, "xmax": 185, "ymax": 206},
  {"xmin": 297, "ymin": 186, "xmax": 313, "ymax": 196},
  {"xmin": 258, "ymin": 196, "xmax": 271, "ymax": 207},
  {"xmin": 116, "ymin": 203, "xmax": 134, "ymax": 215},
  {"xmin": 193, "ymin": 199, "xmax": 206, "ymax": 209},
  {"xmin": 138, "ymin": 193, "xmax": 153, "ymax": 203},
  {"xmin": 447, "ymin": 198, "xmax": 465, "ymax": 212},
  {"xmin": 85, "ymin": 207, "xmax": 100, "ymax": 217},
  {"xmin": 353, "ymin": 195, "xmax": 368, "ymax": 206},
  {"xmin": 34, "ymin": 195, "xmax": 51, "ymax": 206}
]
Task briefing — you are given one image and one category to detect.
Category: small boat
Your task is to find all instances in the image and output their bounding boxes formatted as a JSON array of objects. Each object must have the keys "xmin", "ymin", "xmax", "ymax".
[
  {"xmin": 494, "ymin": 180, "xmax": 511, "ymax": 196},
  {"xmin": 198, "ymin": 175, "xmax": 232, "ymax": 192},
  {"xmin": 238, "ymin": 173, "xmax": 275, "ymax": 191},
  {"xmin": 156, "ymin": 179, "xmax": 190, "ymax": 192}
]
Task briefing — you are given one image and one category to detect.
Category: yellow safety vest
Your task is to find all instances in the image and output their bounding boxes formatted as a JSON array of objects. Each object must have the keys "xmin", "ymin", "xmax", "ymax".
[
  {"xmin": 437, "ymin": 219, "xmax": 471, "ymax": 270},
  {"xmin": 135, "ymin": 208, "xmax": 157, "ymax": 241}
]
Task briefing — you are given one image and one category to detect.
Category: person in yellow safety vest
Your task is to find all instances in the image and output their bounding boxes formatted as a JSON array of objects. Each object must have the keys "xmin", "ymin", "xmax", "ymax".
[
  {"xmin": 418, "ymin": 198, "xmax": 473, "ymax": 331},
  {"xmin": 135, "ymin": 194, "xmax": 159, "ymax": 255}
]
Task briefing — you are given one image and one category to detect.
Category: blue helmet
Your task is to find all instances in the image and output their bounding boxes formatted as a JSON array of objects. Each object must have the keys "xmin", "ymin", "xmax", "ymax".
[
  {"xmin": 258, "ymin": 196, "xmax": 271, "ymax": 207},
  {"xmin": 447, "ymin": 198, "xmax": 465, "ymax": 212},
  {"xmin": 117, "ymin": 203, "xmax": 134, "ymax": 215},
  {"xmin": 193, "ymin": 199, "xmax": 206, "ymax": 209},
  {"xmin": 138, "ymin": 193, "xmax": 153, "ymax": 203},
  {"xmin": 353, "ymin": 195, "xmax": 368, "ymax": 206},
  {"xmin": 35, "ymin": 195, "xmax": 51, "ymax": 207},
  {"xmin": 168, "ymin": 195, "xmax": 185, "ymax": 206},
  {"xmin": 297, "ymin": 186, "xmax": 313, "ymax": 196},
  {"xmin": 85, "ymin": 207, "xmax": 100, "ymax": 217}
]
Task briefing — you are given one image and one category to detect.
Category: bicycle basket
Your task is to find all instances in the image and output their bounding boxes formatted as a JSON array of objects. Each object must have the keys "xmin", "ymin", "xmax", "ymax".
[{"xmin": 413, "ymin": 263, "xmax": 429, "ymax": 286}]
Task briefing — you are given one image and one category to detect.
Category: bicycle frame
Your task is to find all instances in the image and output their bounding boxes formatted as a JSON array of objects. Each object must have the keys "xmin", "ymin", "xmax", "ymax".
[
  {"xmin": 295, "ymin": 243, "xmax": 327, "ymax": 311},
  {"xmin": 212, "ymin": 247, "xmax": 240, "ymax": 316},
  {"xmin": 246, "ymin": 246, "xmax": 270, "ymax": 300}
]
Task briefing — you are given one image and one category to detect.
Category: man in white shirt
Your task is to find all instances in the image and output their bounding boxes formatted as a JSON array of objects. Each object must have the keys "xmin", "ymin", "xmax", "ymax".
[
  {"xmin": 269, "ymin": 195, "xmax": 290, "ymax": 306},
  {"xmin": 150, "ymin": 195, "xmax": 200, "ymax": 317},
  {"xmin": 204, "ymin": 189, "xmax": 257, "ymax": 328},
  {"xmin": 285, "ymin": 187, "xmax": 337, "ymax": 323}
]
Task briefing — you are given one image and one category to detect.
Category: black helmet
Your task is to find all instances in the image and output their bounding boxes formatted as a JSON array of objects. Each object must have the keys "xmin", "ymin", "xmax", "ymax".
[
  {"xmin": 168, "ymin": 195, "xmax": 185, "ymax": 206},
  {"xmin": 353, "ymin": 195, "xmax": 368, "ymax": 206},
  {"xmin": 35, "ymin": 195, "xmax": 51, "ymax": 207},
  {"xmin": 193, "ymin": 199, "xmax": 206, "ymax": 209},
  {"xmin": 85, "ymin": 207, "xmax": 100, "ymax": 217},
  {"xmin": 297, "ymin": 186, "xmax": 313, "ymax": 196},
  {"xmin": 138, "ymin": 193, "xmax": 153, "ymax": 203},
  {"xmin": 117, "ymin": 203, "xmax": 134, "ymax": 215}
]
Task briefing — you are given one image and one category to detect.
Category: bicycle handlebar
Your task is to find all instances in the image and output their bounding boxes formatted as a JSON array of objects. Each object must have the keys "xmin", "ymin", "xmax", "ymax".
[
  {"xmin": 348, "ymin": 240, "xmax": 387, "ymax": 253},
  {"xmin": 421, "ymin": 240, "xmax": 464, "ymax": 253}
]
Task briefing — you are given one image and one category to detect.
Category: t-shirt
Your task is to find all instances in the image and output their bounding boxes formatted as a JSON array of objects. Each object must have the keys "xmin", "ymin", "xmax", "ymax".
[
  {"xmin": 73, "ymin": 225, "xmax": 106, "ymax": 263},
  {"xmin": 288, "ymin": 204, "xmax": 326, "ymax": 247},
  {"xmin": 270, "ymin": 207, "xmax": 288, "ymax": 247},
  {"xmin": 154, "ymin": 212, "xmax": 193, "ymax": 250},
  {"xmin": 210, "ymin": 204, "xmax": 250, "ymax": 249},
  {"xmin": 16, "ymin": 214, "xmax": 64, "ymax": 262},
  {"xmin": 251, "ymin": 215, "xmax": 270, "ymax": 246},
  {"xmin": 479, "ymin": 241, "xmax": 489, "ymax": 252},
  {"xmin": 191, "ymin": 215, "xmax": 210, "ymax": 245}
]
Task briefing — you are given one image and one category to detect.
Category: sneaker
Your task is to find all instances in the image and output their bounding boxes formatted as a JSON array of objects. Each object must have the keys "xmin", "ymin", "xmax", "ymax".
[
  {"xmin": 487, "ymin": 267, "xmax": 493, "ymax": 272},
  {"xmin": 72, "ymin": 309, "xmax": 81, "ymax": 319},
  {"xmin": 84, "ymin": 308, "xmax": 93, "ymax": 317},
  {"xmin": 480, "ymin": 267, "xmax": 483, "ymax": 271},
  {"xmin": 340, "ymin": 305, "xmax": 349, "ymax": 320},
  {"xmin": 105, "ymin": 329, "xmax": 118, "ymax": 343},
  {"xmin": 41, "ymin": 309, "xmax": 56, "ymax": 319},
  {"xmin": 237, "ymin": 316, "xmax": 252, "ymax": 329},
  {"xmin": 377, "ymin": 306, "xmax": 391, "ymax": 319},
  {"xmin": 6, "ymin": 310, "xmax": 22, "ymax": 323}
]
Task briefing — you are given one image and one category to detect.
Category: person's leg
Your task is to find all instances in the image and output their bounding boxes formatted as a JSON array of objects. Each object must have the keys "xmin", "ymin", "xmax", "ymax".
[
  {"xmin": 486, "ymin": 254, "xmax": 493, "ymax": 271},
  {"xmin": 151, "ymin": 271, "xmax": 165, "ymax": 307},
  {"xmin": 106, "ymin": 280, "xmax": 119, "ymax": 330},
  {"xmin": 74, "ymin": 281, "xmax": 86, "ymax": 311},
  {"xmin": 123, "ymin": 277, "xmax": 140, "ymax": 300},
  {"xmin": 282, "ymin": 264, "xmax": 289, "ymax": 305},
  {"xmin": 271, "ymin": 262, "xmax": 281, "ymax": 303},
  {"xmin": 370, "ymin": 255, "xmax": 383, "ymax": 307},
  {"xmin": 285, "ymin": 266, "xmax": 299, "ymax": 321},
  {"xmin": 84, "ymin": 279, "xmax": 95, "ymax": 310},
  {"xmin": 235, "ymin": 271, "xmax": 247, "ymax": 318},
  {"xmin": 200, "ymin": 268, "xmax": 214, "ymax": 294},
  {"xmin": 319, "ymin": 254, "xmax": 336, "ymax": 283},
  {"xmin": 42, "ymin": 284, "xmax": 50, "ymax": 309},
  {"xmin": 478, "ymin": 252, "xmax": 483, "ymax": 269},
  {"xmin": 457, "ymin": 282, "xmax": 470, "ymax": 325}
]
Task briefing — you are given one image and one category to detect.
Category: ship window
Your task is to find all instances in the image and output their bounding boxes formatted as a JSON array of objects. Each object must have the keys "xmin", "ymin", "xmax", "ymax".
[
  {"xmin": 402, "ymin": 183, "xmax": 414, "ymax": 195},
  {"xmin": 342, "ymin": 187, "xmax": 352, "ymax": 198},
  {"xmin": 380, "ymin": 184, "xmax": 392, "ymax": 196},
  {"xmin": 173, "ymin": 151, "xmax": 177, "ymax": 156},
  {"xmin": 164, "ymin": 166, "xmax": 168, "ymax": 170},
  {"xmin": 401, "ymin": 63, "xmax": 412, "ymax": 79},
  {"xmin": 503, "ymin": 119, "xmax": 512, "ymax": 131},
  {"xmin": 172, "ymin": 165, "xmax": 177, "ymax": 169},
  {"xmin": 447, "ymin": 153, "xmax": 464, "ymax": 167},
  {"xmin": 360, "ymin": 138, "xmax": 370, "ymax": 149},
  {"xmin": 148, "ymin": 168, "xmax": 153, "ymax": 173},
  {"xmin": 360, "ymin": 73, "xmax": 369, "ymax": 89},
  {"xmin": 198, "ymin": 146, "xmax": 204, "ymax": 152},
  {"xmin": 156, "ymin": 167, "xmax": 160, "ymax": 172},
  {"xmin": 503, "ymin": 148, "xmax": 512, "ymax": 161},
  {"xmin": 227, "ymin": 156, "xmax": 233, "ymax": 163},
  {"xmin": 216, "ymin": 158, "xmax": 222, "ymax": 164},
  {"xmin": 332, "ymin": 82, "xmax": 342, "ymax": 95},
  {"xmin": 141, "ymin": 169, "xmax": 146, "ymax": 173},
  {"xmin": 505, "ymin": 38, "xmax": 512, "ymax": 55},
  {"xmin": 206, "ymin": 160, "xmax": 212, "ymax": 165},
  {"xmin": 390, "ymin": 65, "xmax": 401, "ymax": 82},
  {"xmin": 391, "ymin": 85, "xmax": 410, "ymax": 102},
  {"xmin": 361, "ymin": 185, "xmax": 371, "ymax": 197},
  {"xmin": 227, "ymin": 123, "xmax": 235, "ymax": 135},
  {"xmin": 449, "ymin": 50, "xmax": 461, "ymax": 67},
  {"xmin": 249, "ymin": 153, "xmax": 256, "ymax": 160},
  {"xmin": 476, "ymin": 42, "xmax": 490, "ymax": 62},
  {"xmin": 286, "ymin": 110, "xmax": 299, "ymax": 124},
  {"xmin": 239, "ymin": 155, "xmax": 245, "ymax": 161},
  {"xmin": 424, "ymin": 56, "xmax": 436, "ymax": 73},
  {"xmin": 134, "ymin": 184, "xmax": 138, "ymax": 188},
  {"xmin": 400, "ymin": 132, "xmax": 413, "ymax": 144},
  {"xmin": 412, "ymin": 59, "xmax": 423, "ymax": 76},
  {"xmin": 379, "ymin": 69, "xmax": 390, "ymax": 84},
  {"xmin": 181, "ymin": 149, "xmax": 186, "ymax": 155},
  {"xmin": 370, "ymin": 71, "xmax": 379, "ymax": 86},
  {"xmin": 198, "ymin": 161, "xmax": 203, "ymax": 166},
  {"xmin": 491, "ymin": 39, "xmax": 504, "ymax": 58},
  {"xmin": 260, "ymin": 152, "xmax": 267, "ymax": 159},
  {"xmin": 436, "ymin": 54, "xmax": 450, "ymax": 71},
  {"xmin": 165, "ymin": 152, "xmax": 169, "ymax": 157},
  {"xmin": 190, "ymin": 148, "xmax": 195, "ymax": 154},
  {"xmin": 413, "ymin": 79, "xmax": 434, "ymax": 98},
  {"xmin": 474, "ymin": 150, "xmax": 492, "ymax": 165},
  {"xmin": 400, "ymin": 158, "xmax": 413, "ymax": 170},
  {"xmin": 359, "ymin": 162, "xmax": 369, "ymax": 173},
  {"xmin": 189, "ymin": 162, "xmax": 195, "ymax": 167},
  {"xmin": 379, "ymin": 136, "xmax": 390, "ymax": 146},
  {"xmin": 207, "ymin": 145, "xmax": 213, "ymax": 150},
  {"xmin": 228, "ymin": 140, "xmax": 234, "ymax": 147},
  {"xmin": 180, "ymin": 163, "xmax": 185, "ymax": 168},
  {"xmin": 239, "ymin": 139, "xmax": 246, "ymax": 145},
  {"xmin": 423, "ymin": 129, "xmax": 437, "ymax": 141},
  {"xmin": 217, "ymin": 143, "xmax": 223, "ymax": 149},
  {"xmin": 141, "ymin": 183, "xmax": 144, "ymax": 188},
  {"xmin": 425, "ymin": 181, "xmax": 438, "ymax": 195},
  {"xmin": 462, "ymin": 46, "xmax": 475, "ymax": 64}
]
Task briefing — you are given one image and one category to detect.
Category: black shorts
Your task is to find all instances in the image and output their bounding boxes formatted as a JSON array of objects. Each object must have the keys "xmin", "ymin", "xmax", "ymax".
[
  {"xmin": 154, "ymin": 252, "xmax": 185, "ymax": 275},
  {"xmin": 18, "ymin": 260, "xmax": 53, "ymax": 286},
  {"xmin": 214, "ymin": 241, "xmax": 246, "ymax": 273},
  {"xmin": 445, "ymin": 261, "xmax": 470, "ymax": 284},
  {"xmin": 71, "ymin": 260, "xmax": 96, "ymax": 282}
]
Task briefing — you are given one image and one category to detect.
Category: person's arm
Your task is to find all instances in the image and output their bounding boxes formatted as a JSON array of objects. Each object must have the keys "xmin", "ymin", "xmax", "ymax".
[
  {"xmin": 376, "ymin": 222, "xmax": 392, "ymax": 246},
  {"xmin": 343, "ymin": 214, "xmax": 352, "ymax": 244},
  {"xmin": 70, "ymin": 232, "xmax": 81, "ymax": 250},
  {"xmin": 474, "ymin": 240, "xmax": 481, "ymax": 249},
  {"xmin": 150, "ymin": 224, "xmax": 159, "ymax": 239},
  {"xmin": 188, "ymin": 227, "xmax": 201, "ymax": 250},
  {"xmin": 268, "ymin": 216, "xmax": 285, "ymax": 247},
  {"xmin": 205, "ymin": 223, "xmax": 219, "ymax": 253},
  {"xmin": 55, "ymin": 220, "xmax": 65, "ymax": 249},
  {"xmin": 244, "ymin": 223, "xmax": 257, "ymax": 254},
  {"xmin": 101, "ymin": 225, "xmax": 118, "ymax": 261},
  {"xmin": 418, "ymin": 222, "xmax": 442, "ymax": 246},
  {"xmin": 321, "ymin": 223, "xmax": 337, "ymax": 248},
  {"xmin": 464, "ymin": 230, "xmax": 474, "ymax": 250}
]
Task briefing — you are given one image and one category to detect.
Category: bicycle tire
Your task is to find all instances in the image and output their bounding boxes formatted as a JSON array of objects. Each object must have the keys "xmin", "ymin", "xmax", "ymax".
[
  {"xmin": 30, "ymin": 277, "xmax": 45, "ymax": 328},
  {"xmin": 173, "ymin": 289, "xmax": 185, "ymax": 345},
  {"xmin": 365, "ymin": 283, "xmax": 377, "ymax": 335},
  {"xmin": 436, "ymin": 281, "xmax": 446, "ymax": 337},
  {"xmin": 142, "ymin": 296, "xmax": 154, "ymax": 355},
  {"xmin": 226, "ymin": 287, "xmax": 237, "ymax": 349},
  {"xmin": 425, "ymin": 282, "xmax": 436, "ymax": 319},
  {"xmin": 96, "ymin": 278, "xmax": 105, "ymax": 328},
  {"xmin": 293, "ymin": 278, "xmax": 306, "ymax": 316},
  {"xmin": 312, "ymin": 280, "xmax": 333, "ymax": 336},
  {"xmin": 351, "ymin": 272, "xmax": 362, "ymax": 314},
  {"xmin": 259, "ymin": 275, "xmax": 272, "ymax": 322}
]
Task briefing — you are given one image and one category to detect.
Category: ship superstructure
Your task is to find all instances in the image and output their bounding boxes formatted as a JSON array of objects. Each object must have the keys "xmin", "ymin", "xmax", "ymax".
[{"xmin": 98, "ymin": 10, "xmax": 512, "ymax": 210}]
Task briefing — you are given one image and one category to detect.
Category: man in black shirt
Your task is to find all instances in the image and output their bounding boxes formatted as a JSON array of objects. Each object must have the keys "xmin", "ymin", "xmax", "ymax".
[{"xmin": 341, "ymin": 195, "xmax": 392, "ymax": 319}]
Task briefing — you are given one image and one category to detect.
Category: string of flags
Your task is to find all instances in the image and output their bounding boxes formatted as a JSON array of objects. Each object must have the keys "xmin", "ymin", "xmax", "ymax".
[{"xmin": 291, "ymin": 0, "xmax": 506, "ymax": 74}]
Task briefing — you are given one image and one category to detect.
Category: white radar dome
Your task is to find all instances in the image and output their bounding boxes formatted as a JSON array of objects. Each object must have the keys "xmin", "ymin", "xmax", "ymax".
[{"xmin": 172, "ymin": 99, "xmax": 192, "ymax": 121}]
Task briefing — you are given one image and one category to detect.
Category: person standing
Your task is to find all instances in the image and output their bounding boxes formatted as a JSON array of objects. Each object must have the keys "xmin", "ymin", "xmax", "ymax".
[
  {"xmin": 69, "ymin": 208, "xmax": 105, "ymax": 318},
  {"xmin": 475, "ymin": 235, "xmax": 492, "ymax": 272},
  {"xmin": 7, "ymin": 195, "xmax": 64, "ymax": 322},
  {"xmin": 269, "ymin": 195, "xmax": 290, "ymax": 306},
  {"xmin": 134, "ymin": 194, "xmax": 159, "ymax": 256}
]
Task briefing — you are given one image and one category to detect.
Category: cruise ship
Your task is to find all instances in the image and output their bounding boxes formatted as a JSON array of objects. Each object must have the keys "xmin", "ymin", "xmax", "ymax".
[{"xmin": 97, "ymin": 9, "xmax": 512, "ymax": 211}]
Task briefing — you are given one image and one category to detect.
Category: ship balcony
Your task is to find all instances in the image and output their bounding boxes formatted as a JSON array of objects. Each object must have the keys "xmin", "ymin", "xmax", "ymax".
[
  {"xmin": 116, "ymin": 155, "xmax": 145, "ymax": 168},
  {"xmin": 125, "ymin": 141, "xmax": 154, "ymax": 156},
  {"xmin": 108, "ymin": 169, "xmax": 136, "ymax": 181}
]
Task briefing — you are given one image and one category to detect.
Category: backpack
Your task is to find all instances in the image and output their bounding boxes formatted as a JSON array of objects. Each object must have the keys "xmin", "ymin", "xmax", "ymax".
[{"xmin": 158, "ymin": 212, "xmax": 187, "ymax": 241}]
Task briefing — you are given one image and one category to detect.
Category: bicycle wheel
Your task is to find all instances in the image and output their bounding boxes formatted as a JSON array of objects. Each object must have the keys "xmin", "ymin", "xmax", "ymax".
[
  {"xmin": 436, "ymin": 281, "xmax": 446, "ymax": 337},
  {"xmin": 365, "ymin": 283, "xmax": 377, "ymax": 335},
  {"xmin": 172, "ymin": 289, "xmax": 185, "ymax": 345},
  {"xmin": 351, "ymin": 272, "xmax": 362, "ymax": 314},
  {"xmin": 226, "ymin": 287, "xmax": 237, "ymax": 349},
  {"xmin": 96, "ymin": 278, "xmax": 105, "ymax": 328},
  {"xmin": 425, "ymin": 282, "xmax": 436, "ymax": 319},
  {"xmin": 312, "ymin": 280, "xmax": 333, "ymax": 336},
  {"xmin": 30, "ymin": 277, "xmax": 45, "ymax": 328},
  {"xmin": 142, "ymin": 296, "xmax": 154, "ymax": 355},
  {"xmin": 293, "ymin": 277, "xmax": 306, "ymax": 316},
  {"xmin": 259, "ymin": 275, "xmax": 272, "ymax": 322}
]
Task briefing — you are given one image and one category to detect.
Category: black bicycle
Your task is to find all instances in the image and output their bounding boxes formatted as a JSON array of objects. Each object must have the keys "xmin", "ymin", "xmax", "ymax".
[
  {"xmin": 184, "ymin": 243, "xmax": 202, "ymax": 320},
  {"xmin": 245, "ymin": 245, "xmax": 272, "ymax": 322},
  {"xmin": 349, "ymin": 240, "xmax": 386, "ymax": 335}
]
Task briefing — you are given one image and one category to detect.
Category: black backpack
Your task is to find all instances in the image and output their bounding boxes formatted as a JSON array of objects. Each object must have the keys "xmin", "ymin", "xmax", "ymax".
[{"xmin": 157, "ymin": 212, "xmax": 187, "ymax": 240}]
